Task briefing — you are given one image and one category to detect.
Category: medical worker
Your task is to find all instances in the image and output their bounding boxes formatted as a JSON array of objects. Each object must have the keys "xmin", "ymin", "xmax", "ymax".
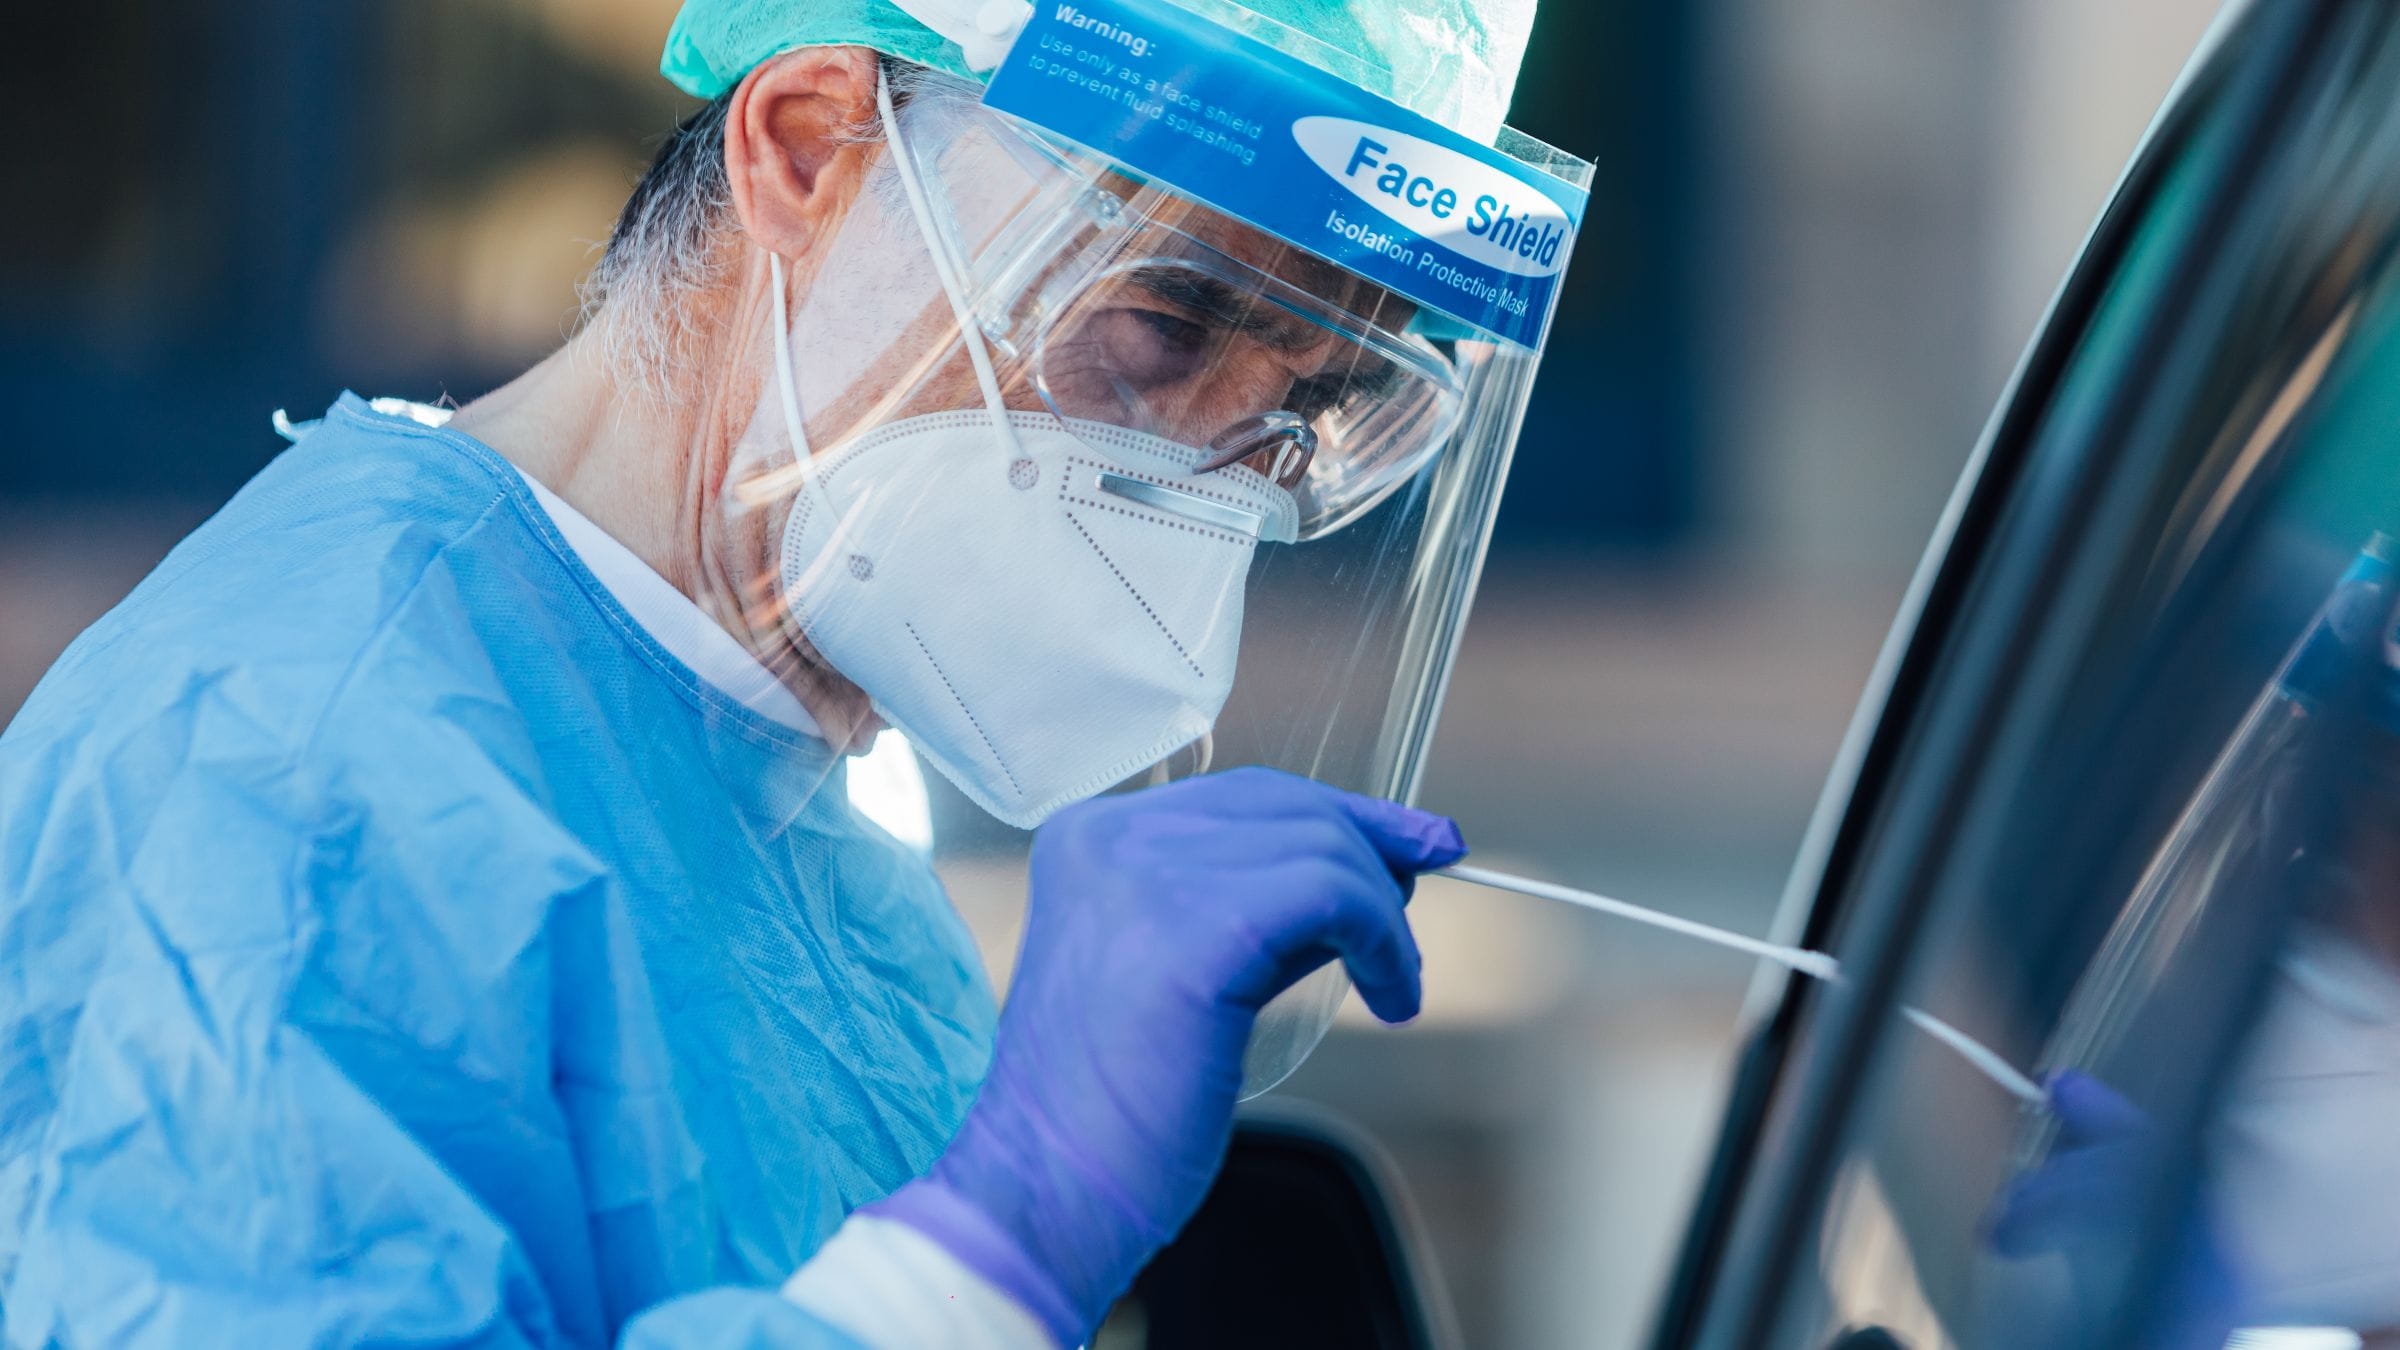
[{"xmin": 0, "ymin": 0, "xmax": 1584, "ymax": 1344}]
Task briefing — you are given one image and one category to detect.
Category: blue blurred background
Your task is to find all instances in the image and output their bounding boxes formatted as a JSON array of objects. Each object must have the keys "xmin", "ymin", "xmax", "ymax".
[{"xmin": 0, "ymin": 1, "xmax": 2223, "ymax": 1344}]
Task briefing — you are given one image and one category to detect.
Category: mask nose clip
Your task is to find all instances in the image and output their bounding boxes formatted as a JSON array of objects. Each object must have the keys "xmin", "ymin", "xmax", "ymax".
[{"xmin": 1196, "ymin": 412, "xmax": 1316, "ymax": 490}]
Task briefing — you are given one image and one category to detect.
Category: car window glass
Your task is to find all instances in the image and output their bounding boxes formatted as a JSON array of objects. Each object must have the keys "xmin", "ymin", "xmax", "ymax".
[{"xmin": 1755, "ymin": 9, "xmax": 2400, "ymax": 1348}]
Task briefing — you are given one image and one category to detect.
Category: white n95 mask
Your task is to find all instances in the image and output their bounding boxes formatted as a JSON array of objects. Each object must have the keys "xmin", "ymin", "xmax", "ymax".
[{"xmin": 778, "ymin": 409, "xmax": 1296, "ymax": 827}]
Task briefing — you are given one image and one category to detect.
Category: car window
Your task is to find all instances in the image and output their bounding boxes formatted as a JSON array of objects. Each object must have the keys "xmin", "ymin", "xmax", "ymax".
[{"xmin": 1669, "ymin": 5, "xmax": 2400, "ymax": 1348}]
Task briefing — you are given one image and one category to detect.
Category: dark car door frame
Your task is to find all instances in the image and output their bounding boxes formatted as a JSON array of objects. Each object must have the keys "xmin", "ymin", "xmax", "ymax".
[{"xmin": 1646, "ymin": 2, "xmax": 2346, "ymax": 1345}]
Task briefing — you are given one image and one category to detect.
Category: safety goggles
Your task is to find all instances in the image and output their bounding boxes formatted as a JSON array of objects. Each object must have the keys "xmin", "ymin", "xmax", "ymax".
[{"xmin": 916, "ymin": 110, "xmax": 1468, "ymax": 541}]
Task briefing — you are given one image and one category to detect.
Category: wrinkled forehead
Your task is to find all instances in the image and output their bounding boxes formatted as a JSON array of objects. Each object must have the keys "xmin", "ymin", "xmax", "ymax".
[{"xmin": 1106, "ymin": 177, "xmax": 1420, "ymax": 333}]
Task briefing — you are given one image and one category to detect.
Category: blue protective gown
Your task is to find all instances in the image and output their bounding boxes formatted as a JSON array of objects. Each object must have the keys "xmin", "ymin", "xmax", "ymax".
[{"xmin": 0, "ymin": 394, "xmax": 998, "ymax": 1346}]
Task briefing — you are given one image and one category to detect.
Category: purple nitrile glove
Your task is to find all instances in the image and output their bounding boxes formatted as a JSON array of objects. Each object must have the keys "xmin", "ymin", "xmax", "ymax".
[
  {"xmin": 867, "ymin": 767, "xmax": 1465, "ymax": 1346},
  {"xmin": 1985, "ymin": 1071, "xmax": 2246, "ymax": 1350}
]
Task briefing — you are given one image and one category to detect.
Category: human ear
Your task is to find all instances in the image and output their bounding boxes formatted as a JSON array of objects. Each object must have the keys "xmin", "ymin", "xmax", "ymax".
[{"xmin": 724, "ymin": 45, "xmax": 884, "ymax": 259}]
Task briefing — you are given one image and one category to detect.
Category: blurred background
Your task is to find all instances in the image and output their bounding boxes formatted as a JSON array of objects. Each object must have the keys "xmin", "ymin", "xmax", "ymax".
[{"xmin": 0, "ymin": 1, "xmax": 2224, "ymax": 1345}]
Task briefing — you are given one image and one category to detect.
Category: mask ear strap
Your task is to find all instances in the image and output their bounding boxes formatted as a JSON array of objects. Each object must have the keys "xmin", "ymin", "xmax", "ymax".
[
  {"xmin": 769, "ymin": 251, "xmax": 843, "ymax": 534},
  {"xmin": 769, "ymin": 253, "xmax": 810, "ymax": 462},
  {"xmin": 770, "ymin": 249, "xmax": 882, "ymax": 609},
  {"xmin": 876, "ymin": 67, "xmax": 1027, "ymax": 461}
]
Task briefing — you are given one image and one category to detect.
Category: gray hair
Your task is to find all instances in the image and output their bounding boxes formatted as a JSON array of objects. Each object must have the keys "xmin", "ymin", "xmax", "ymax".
[
  {"xmin": 578, "ymin": 95, "xmax": 736, "ymax": 397},
  {"xmin": 579, "ymin": 58, "xmax": 975, "ymax": 398}
]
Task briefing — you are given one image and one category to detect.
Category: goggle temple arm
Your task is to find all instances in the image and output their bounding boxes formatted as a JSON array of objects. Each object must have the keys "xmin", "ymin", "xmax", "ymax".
[{"xmin": 1194, "ymin": 410, "xmax": 1317, "ymax": 490}]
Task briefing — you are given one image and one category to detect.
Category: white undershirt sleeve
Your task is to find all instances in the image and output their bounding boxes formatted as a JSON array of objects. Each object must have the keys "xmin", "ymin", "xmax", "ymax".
[{"xmin": 782, "ymin": 1214, "xmax": 1061, "ymax": 1350}]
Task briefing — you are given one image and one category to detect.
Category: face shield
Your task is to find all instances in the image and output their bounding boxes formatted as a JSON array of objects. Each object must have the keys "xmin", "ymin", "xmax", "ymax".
[{"xmin": 723, "ymin": 9, "xmax": 1591, "ymax": 1091}]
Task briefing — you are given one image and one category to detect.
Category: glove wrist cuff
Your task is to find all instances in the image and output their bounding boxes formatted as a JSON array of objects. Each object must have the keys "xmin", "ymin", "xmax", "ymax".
[{"xmin": 866, "ymin": 1176, "xmax": 1089, "ymax": 1348}]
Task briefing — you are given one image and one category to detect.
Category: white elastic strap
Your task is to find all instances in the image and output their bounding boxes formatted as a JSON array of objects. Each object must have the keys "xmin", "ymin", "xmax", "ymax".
[
  {"xmin": 769, "ymin": 253, "xmax": 812, "ymax": 464},
  {"xmin": 767, "ymin": 251, "xmax": 889, "ymax": 612},
  {"xmin": 1439, "ymin": 865, "xmax": 2045, "ymax": 1105},
  {"xmin": 767, "ymin": 252, "xmax": 870, "ymax": 569},
  {"xmin": 874, "ymin": 68, "xmax": 1027, "ymax": 463}
]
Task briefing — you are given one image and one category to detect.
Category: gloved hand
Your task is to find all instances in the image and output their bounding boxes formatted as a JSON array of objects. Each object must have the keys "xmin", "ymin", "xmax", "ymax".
[
  {"xmin": 867, "ymin": 767, "xmax": 1465, "ymax": 1346},
  {"xmin": 1985, "ymin": 1071, "xmax": 2245, "ymax": 1350},
  {"xmin": 1988, "ymin": 1072, "xmax": 2151, "ymax": 1255}
]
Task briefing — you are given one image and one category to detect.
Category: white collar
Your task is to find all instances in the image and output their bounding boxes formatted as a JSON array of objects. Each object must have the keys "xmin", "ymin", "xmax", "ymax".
[{"xmin": 510, "ymin": 465, "xmax": 823, "ymax": 740}]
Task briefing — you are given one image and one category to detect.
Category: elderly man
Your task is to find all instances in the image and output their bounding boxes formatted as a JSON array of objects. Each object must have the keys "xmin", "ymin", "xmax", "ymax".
[{"xmin": 0, "ymin": 0, "xmax": 1583, "ymax": 1344}]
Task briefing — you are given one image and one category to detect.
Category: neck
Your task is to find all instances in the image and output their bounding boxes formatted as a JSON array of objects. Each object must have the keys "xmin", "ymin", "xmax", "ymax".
[
  {"xmin": 447, "ymin": 263, "xmax": 881, "ymax": 749},
  {"xmin": 452, "ymin": 306, "xmax": 737, "ymax": 595}
]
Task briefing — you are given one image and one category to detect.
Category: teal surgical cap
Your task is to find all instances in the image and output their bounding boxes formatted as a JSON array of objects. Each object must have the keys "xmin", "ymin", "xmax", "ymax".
[{"xmin": 660, "ymin": 0, "xmax": 1537, "ymax": 143}]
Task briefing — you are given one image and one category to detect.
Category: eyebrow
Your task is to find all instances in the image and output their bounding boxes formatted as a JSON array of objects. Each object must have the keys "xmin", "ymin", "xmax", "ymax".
[
  {"xmin": 1125, "ymin": 266, "xmax": 1326, "ymax": 354},
  {"xmin": 1263, "ymin": 251, "xmax": 1418, "ymax": 331}
]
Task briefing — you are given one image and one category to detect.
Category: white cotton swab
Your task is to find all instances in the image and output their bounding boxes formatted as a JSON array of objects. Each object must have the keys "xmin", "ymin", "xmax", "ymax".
[
  {"xmin": 1434, "ymin": 864, "xmax": 2047, "ymax": 1106},
  {"xmin": 1901, "ymin": 1007, "xmax": 2046, "ymax": 1104},
  {"xmin": 1438, "ymin": 864, "xmax": 1842, "ymax": 980}
]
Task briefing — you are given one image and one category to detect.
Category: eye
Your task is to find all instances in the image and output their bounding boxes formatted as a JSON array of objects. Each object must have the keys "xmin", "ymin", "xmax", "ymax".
[
  {"xmin": 1096, "ymin": 307, "xmax": 1214, "ymax": 388},
  {"xmin": 1130, "ymin": 308, "xmax": 1208, "ymax": 356}
]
